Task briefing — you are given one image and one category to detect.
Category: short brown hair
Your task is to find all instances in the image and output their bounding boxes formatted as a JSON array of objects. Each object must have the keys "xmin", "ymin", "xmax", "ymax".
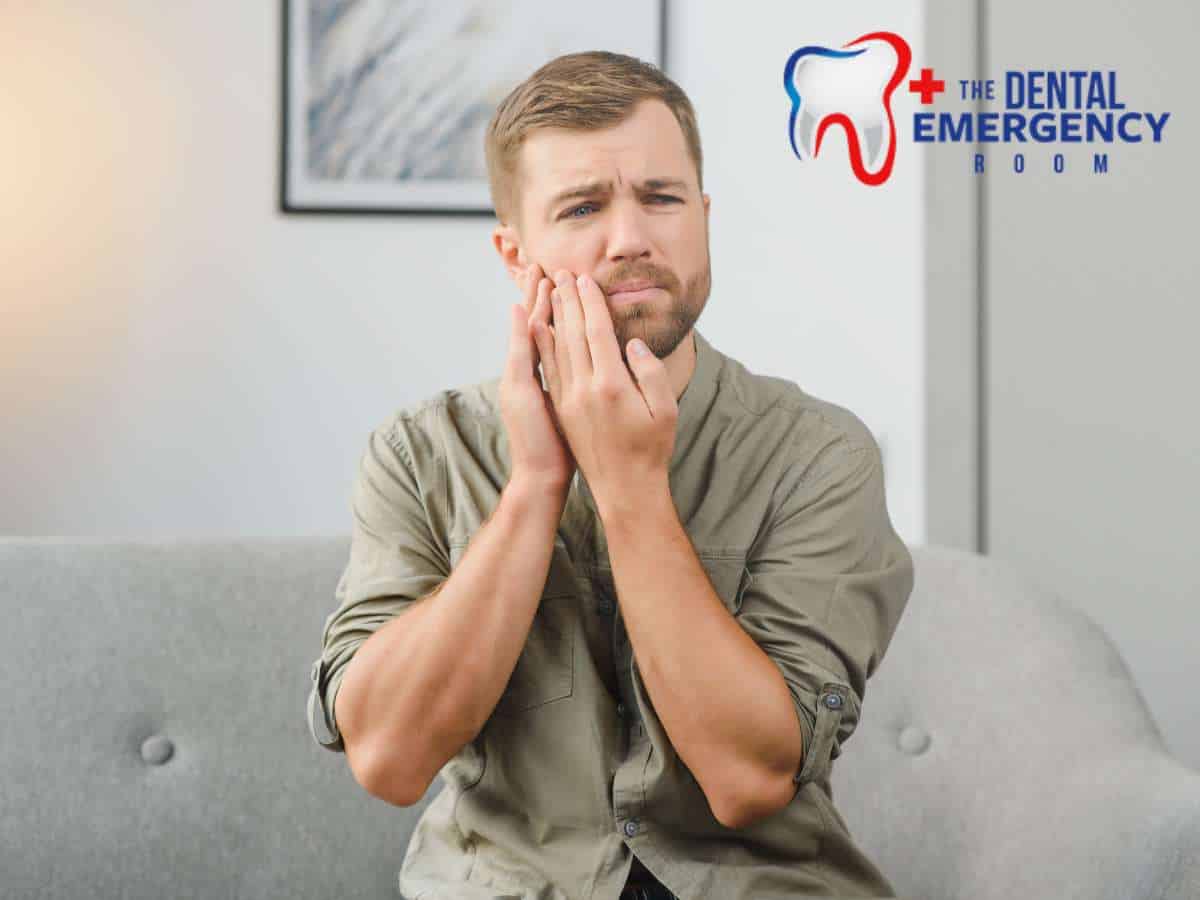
[{"xmin": 484, "ymin": 51, "xmax": 704, "ymax": 230}]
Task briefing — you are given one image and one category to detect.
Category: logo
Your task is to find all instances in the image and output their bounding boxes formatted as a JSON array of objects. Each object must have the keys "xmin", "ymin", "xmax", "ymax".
[
  {"xmin": 785, "ymin": 31, "xmax": 1171, "ymax": 184},
  {"xmin": 915, "ymin": 71, "xmax": 1171, "ymax": 176},
  {"xmin": 784, "ymin": 32, "xmax": 913, "ymax": 186}
]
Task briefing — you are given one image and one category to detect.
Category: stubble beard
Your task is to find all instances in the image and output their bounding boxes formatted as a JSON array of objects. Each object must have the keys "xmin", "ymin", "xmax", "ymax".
[{"xmin": 610, "ymin": 257, "xmax": 712, "ymax": 368}]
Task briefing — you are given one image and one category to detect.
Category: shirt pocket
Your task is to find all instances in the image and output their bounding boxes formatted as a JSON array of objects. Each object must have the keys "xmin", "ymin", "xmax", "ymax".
[
  {"xmin": 698, "ymin": 550, "xmax": 750, "ymax": 616},
  {"xmin": 448, "ymin": 537, "xmax": 576, "ymax": 716}
]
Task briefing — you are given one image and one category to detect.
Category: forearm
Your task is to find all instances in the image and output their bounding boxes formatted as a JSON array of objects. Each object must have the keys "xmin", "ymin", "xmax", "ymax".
[
  {"xmin": 338, "ymin": 474, "xmax": 567, "ymax": 805},
  {"xmin": 603, "ymin": 486, "xmax": 801, "ymax": 825}
]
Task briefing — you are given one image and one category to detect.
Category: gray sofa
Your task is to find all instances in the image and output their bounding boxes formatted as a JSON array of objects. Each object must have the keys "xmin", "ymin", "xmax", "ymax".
[{"xmin": 2, "ymin": 537, "xmax": 1197, "ymax": 900}]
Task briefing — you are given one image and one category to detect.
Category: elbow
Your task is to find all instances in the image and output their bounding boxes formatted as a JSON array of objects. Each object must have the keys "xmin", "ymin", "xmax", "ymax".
[
  {"xmin": 698, "ymin": 753, "xmax": 769, "ymax": 830},
  {"xmin": 352, "ymin": 741, "xmax": 430, "ymax": 808},
  {"xmin": 713, "ymin": 767, "xmax": 796, "ymax": 831},
  {"xmin": 713, "ymin": 793, "xmax": 759, "ymax": 831},
  {"xmin": 345, "ymin": 697, "xmax": 476, "ymax": 808},
  {"xmin": 712, "ymin": 796, "xmax": 748, "ymax": 831},
  {"xmin": 366, "ymin": 773, "xmax": 429, "ymax": 809},
  {"xmin": 363, "ymin": 763, "xmax": 430, "ymax": 809},
  {"xmin": 336, "ymin": 681, "xmax": 431, "ymax": 807},
  {"xmin": 713, "ymin": 790, "xmax": 757, "ymax": 830}
]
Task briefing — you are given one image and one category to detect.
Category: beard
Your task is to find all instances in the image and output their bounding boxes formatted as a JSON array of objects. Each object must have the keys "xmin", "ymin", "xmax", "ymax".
[{"xmin": 607, "ymin": 250, "xmax": 712, "ymax": 370}]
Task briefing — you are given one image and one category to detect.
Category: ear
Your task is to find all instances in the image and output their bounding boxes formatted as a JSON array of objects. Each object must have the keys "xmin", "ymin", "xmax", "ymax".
[{"xmin": 492, "ymin": 223, "xmax": 527, "ymax": 282}]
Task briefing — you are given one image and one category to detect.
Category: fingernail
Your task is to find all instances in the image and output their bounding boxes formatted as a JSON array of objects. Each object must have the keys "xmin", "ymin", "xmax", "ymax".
[
  {"xmin": 576, "ymin": 273, "xmax": 587, "ymax": 287},
  {"xmin": 630, "ymin": 339, "xmax": 649, "ymax": 356}
]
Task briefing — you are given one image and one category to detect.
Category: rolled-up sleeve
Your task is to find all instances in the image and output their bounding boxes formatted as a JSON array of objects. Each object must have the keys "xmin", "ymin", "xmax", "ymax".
[
  {"xmin": 737, "ymin": 440, "xmax": 914, "ymax": 790},
  {"xmin": 308, "ymin": 420, "xmax": 450, "ymax": 753}
]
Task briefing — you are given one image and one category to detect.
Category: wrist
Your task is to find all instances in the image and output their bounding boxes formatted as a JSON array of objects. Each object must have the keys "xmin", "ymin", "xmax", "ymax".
[
  {"xmin": 504, "ymin": 469, "xmax": 570, "ymax": 513},
  {"xmin": 597, "ymin": 476, "xmax": 674, "ymax": 535}
]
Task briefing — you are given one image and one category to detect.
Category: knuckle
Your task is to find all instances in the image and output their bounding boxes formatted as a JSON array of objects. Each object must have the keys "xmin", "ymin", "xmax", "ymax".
[
  {"xmin": 561, "ymin": 392, "xmax": 583, "ymax": 415},
  {"xmin": 594, "ymin": 379, "xmax": 622, "ymax": 401}
]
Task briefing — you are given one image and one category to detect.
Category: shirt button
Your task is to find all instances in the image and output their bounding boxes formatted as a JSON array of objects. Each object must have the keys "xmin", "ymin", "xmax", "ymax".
[
  {"xmin": 623, "ymin": 819, "xmax": 639, "ymax": 837},
  {"xmin": 616, "ymin": 702, "xmax": 626, "ymax": 718},
  {"xmin": 823, "ymin": 693, "xmax": 843, "ymax": 710}
]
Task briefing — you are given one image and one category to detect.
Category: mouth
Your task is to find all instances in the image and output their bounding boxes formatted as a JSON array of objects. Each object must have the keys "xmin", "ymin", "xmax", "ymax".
[
  {"xmin": 608, "ymin": 281, "xmax": 663, "ymax": 305},
  {"xmin": 608, "ymin": 287, "xmax": 662, "ymax": 306},
  {"xmin": 610, "ymin": 279, "xmax": 656, "ymax": 293}
]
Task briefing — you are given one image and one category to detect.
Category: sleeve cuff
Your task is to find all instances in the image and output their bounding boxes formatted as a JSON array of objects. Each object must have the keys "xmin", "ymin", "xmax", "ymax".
[
  {"xmin": 789, "ymin": 681, "xmax": 853, "ymax": 788},
  {"xmin": 308, "ymin": 656, "xmax": 346, "ymax": 753}
]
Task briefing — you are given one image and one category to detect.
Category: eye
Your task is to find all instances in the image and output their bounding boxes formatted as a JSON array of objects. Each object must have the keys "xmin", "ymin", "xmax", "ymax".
[
  {"xmin": 564, "ymin": 202, "xmax": 598, "ymax": 219},
  {"xmin": 561, "ymin": 195, "xmax": 680, "ymax": 220}
]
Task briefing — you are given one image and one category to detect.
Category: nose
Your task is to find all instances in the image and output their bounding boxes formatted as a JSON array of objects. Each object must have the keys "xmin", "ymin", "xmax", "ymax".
[{"xmin": 605, "ymin": 197, "xmax": 653, "ymax": 265}]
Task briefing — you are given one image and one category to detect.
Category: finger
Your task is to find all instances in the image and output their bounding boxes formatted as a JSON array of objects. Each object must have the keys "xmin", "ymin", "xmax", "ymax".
[
  {"xmin": 550, "ymin": 286, "xmax": 573, "ymax": 389},
  {"xmin": 544, "ymin": 388, "xmax": 572, "ymax": 453},
  {"xmin": 551, "ymin": 269, "xmax": 593, "ymax": 381},
  {"xmin": 532, "ymin": 318, "xmax": 560, "ymax": 402},
  {"xmin": 529, "ymin": 277, "xmax": 554, "ymax": 338},
  {"xmin": 506, "ymin": 302, "xmax": 535, "ymax": 382},
  {"xmin": 523, "ymin": 270, "xmax": 549, "ymax": 382},
  {"xmin": 522, "ymin": 262, "xmax": 544, "ymax": 314},
  {"xmin": 530, "ymin": 279, "xmax": 557, "ymax": 392},
  {"xmin": 625, "ymin": 338, "xmax": 677, "ymax": 419},
  {"xmin": 574, "ymin": 273, "xmax": 624, "ymax": 383},
  {"xmin": 518, "ymin": 268, "xmax": 545, "ymax": 382}
]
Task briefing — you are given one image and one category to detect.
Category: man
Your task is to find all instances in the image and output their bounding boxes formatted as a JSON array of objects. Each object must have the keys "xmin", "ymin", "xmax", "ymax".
[{"xmin": 307, "ymin": 51, "xmax": 914, "ymax": 900}]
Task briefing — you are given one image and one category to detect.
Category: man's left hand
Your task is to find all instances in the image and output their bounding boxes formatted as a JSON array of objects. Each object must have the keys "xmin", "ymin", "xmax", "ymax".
[{"xmin": 527, "ymin": 268, "xmax": 679, "ymax": 519}]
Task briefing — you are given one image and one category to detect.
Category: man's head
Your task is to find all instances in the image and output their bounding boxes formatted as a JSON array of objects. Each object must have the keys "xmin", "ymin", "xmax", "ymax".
[{"xmin": 487, "ymin": 51, "xmax": 712, "ymax": 366}]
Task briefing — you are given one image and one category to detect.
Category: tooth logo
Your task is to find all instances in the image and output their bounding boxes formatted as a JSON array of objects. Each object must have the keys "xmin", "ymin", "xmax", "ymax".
[{"xmin": 784, "ymin": 32, "xmax": 913, "ymax": 186}]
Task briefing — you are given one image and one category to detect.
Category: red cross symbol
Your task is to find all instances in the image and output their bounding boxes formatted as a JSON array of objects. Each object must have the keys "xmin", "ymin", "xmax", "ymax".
[{"xmin": 908, "ymin": 67, "xmax": 945, "ymax": 104}]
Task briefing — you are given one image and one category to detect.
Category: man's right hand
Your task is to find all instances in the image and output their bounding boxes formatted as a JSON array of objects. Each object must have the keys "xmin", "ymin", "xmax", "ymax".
[{"xmin": 499, "ymin": 262, "xmax": 577, "ymax": 494}]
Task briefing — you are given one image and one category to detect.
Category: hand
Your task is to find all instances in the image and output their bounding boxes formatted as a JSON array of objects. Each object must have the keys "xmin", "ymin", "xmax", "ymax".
[
  {"xmin": 498, "ymin": 263, "xmax": 577, "ymax": 494},
  {"xmin": 529, "ymin": 268, "xmax": 678, "ymax": 518}
]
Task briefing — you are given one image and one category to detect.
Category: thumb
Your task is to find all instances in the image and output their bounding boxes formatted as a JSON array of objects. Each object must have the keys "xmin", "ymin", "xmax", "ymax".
[{"xmin": 626, "ymin": 338, "xmax": 675, "ymax": 419}]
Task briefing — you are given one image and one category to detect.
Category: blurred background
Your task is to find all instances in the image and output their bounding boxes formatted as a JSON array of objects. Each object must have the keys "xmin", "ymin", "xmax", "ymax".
[{"xmin": 1, "ymin": 2, "xmax": 1195, "ymax": 768}]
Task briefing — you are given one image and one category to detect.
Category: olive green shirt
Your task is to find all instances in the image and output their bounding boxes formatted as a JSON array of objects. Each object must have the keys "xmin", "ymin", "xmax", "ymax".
[{"xmin": 308, "ymin": 327, "xmax": 914, "ymax": 899}]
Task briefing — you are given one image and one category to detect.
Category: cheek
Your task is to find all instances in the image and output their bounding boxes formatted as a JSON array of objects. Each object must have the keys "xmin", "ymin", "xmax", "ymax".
[
  {"xmin": 675, "ymin": 229, "xmax": 709, "ymax": 270},
  {"xmin": 675, "ymin": 217, "xmax": 707, "ymax": 249},
  {"xmin": 539, "ymin": 239, "xmax": 598, "ymax": 276}
]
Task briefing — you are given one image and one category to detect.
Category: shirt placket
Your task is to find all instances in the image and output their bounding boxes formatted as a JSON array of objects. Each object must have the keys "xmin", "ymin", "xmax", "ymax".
[
  {"xmin": 608, "ymin": 577, "xmax": 652, "ymax": 841},
  {"xmin": 575, "ymin": 468, "xmax": 652, "ymax": 843}
]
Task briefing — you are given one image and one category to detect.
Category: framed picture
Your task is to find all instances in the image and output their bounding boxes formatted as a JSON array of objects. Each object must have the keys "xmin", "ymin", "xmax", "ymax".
[{"xmin": 280, "ymin": 0, "xmax": 668, "ymax": 216}]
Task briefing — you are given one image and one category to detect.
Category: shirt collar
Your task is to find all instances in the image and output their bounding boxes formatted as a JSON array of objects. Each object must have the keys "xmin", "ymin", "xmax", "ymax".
[{"xmin": 669, "ymin": 327, "xmax": 721, "ymax": 475}]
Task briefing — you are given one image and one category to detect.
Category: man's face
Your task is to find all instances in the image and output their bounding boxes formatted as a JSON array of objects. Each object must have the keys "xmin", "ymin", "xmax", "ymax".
[{"xmin": 498, "ymin": 98, "xmax": 712, "ymax": 366}]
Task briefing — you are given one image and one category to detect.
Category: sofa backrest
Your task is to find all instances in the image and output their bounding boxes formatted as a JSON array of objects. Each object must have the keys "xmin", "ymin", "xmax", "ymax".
[
  {"xmin": 2, "ymin": 537, "xmax": 1196, "ymax": 900},
  {"xmin": 0, "ymin": 536, "xmax": 430, "ymax": 900}
]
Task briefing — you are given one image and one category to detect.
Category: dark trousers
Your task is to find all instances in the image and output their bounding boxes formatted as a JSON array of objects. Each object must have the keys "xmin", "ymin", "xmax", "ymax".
[{"xmin": 618, "ymin": 883, "xmax": 680, "ymax": 900}]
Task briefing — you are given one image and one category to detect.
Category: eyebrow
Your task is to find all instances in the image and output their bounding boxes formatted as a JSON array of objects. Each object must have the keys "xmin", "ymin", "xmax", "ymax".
[{"xmin": 545, "ymin": 177, "xmax": 689, "ymax": 217}]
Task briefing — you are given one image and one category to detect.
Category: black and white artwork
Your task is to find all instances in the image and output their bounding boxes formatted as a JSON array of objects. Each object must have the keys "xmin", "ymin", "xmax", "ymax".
[{"xmin": 281, "ymin": 1, "xmax": 667, "ymax": 215}]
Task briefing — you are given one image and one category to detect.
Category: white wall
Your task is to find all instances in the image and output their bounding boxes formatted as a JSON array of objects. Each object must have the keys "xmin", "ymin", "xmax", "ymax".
[
  {"xmin": 983, "ymin": 1, "xmax": 1200, "ymax": 769},
  {"xmin": 1, "ymin": 2, "xmax": 924, "ymax": 544}
]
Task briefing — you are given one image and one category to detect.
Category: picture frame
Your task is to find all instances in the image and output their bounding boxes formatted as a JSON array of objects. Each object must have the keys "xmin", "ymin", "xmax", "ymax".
[{"xmin": 279, "ymin": 0, "xmax": 668, "ymax": 216}]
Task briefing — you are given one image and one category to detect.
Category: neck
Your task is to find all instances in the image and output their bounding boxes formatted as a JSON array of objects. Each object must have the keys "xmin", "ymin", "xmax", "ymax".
[{"xmin": 661, "ymin": 329, "xmax": 697, "ymax": 402}]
